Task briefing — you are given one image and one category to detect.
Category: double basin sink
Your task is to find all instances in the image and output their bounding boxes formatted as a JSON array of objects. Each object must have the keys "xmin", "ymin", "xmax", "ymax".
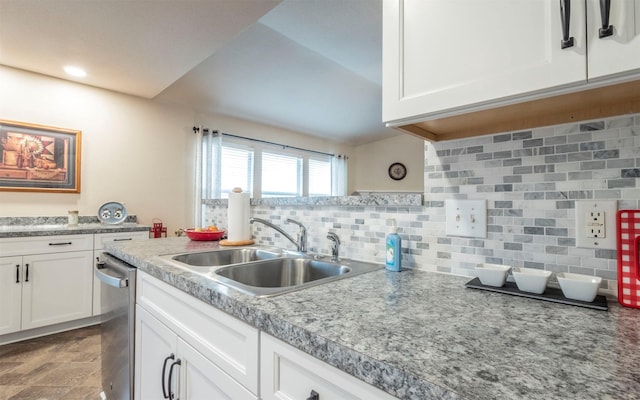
[{"xmin": 159, "ymin": 247, "xmax": 381, "ymax": 297}]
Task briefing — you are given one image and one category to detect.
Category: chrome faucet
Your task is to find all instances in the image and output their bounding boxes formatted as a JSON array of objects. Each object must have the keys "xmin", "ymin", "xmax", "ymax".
[
  {"xmin": 327, "ymin": 232, "xmax": 340, "ymax": 261},
  {"xmin": 249, "ymin": 217, "xmax": 307, "ymax": 252}
]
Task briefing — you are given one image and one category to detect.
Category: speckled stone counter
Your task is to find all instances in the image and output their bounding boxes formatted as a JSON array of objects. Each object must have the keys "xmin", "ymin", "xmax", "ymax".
[
  {"xmin": 0, "ymin": 216, "xmax": 149, "ymax": 238},
  {"xmin": 105, "ymin": 237, "xmax": 640, "ymax": 400}
]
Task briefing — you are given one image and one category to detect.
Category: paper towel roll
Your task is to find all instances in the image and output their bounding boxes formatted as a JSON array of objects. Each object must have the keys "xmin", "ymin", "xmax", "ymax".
[{"xmin": 227, "ymin": 188, "xmax": 250, "ymax": 242}]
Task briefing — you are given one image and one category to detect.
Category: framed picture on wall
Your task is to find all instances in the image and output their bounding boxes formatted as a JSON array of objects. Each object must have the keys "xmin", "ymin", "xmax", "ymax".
[{"xmin": 0, "ymin": 119, "xmax": 81, "ymax": 193}]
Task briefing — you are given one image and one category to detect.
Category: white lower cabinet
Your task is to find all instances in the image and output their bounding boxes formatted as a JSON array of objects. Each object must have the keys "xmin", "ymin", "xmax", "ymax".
[
  {"xmin": 136, "ymin": 306, "xmax": 255, "ymax": 400},
  {"xmin": 261, "ymin": 333, "xmax": 398, "ymax": 400},
  {"xmin": 21, "ymin": 251, "xmax": 94, "ymax": 330},
  {"xmin": 0, "ymin": 256, "xmax": 23, "ymax": 334},
  {"xmin": 0, "ymin": 234, "xmax": 94, "ymax": 336},
  {"xmin": 136, "ymin": 271, "xmax": 399, "ymax": 400},
  {"xmin": 135, "ymin": 271, "xmax": 259, "ymax": 400}
]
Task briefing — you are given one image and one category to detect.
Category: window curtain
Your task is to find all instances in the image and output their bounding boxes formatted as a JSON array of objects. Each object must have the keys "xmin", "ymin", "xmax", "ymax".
[
  {"xmin": 331, "ymin": 155, "xmax": 348, "ymax": 196},
  {"xmin": 195, "ymin": 129, "xmax": 222, "ymax": 226}
]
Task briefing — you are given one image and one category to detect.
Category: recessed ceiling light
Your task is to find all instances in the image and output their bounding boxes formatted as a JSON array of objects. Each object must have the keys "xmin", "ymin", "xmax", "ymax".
[{"xmin": 63, "ymin": 66, "xmax": 87, "ymax": 77}]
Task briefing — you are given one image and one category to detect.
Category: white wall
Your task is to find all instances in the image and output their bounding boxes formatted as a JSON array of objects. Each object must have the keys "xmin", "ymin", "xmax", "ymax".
[
  {"xmin": 0, "ymin": 66, "xmax": 196, "ymax": 234},
  {"xmin": 352, "ymin": 133, "xmax": 424, "ymax": 193}
]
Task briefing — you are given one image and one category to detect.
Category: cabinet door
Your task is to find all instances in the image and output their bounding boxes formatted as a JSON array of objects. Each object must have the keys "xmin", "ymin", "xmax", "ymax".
[
  {"xmin": 135, "ymin": 305, "xmax": 177, "ymax": 400},
  {"xmin": 137, "ymin": 271, "xmax": 260, "ymax": 394},
  {"xmin": 0, "ymin": 256, "xmax": 23, "ymax": 335},
  {"xmin": 383, "ymin": 0, "xmax": 587, "ymax": 123},
  {"xmin": 21, "ymin": 251, "xmax": 93, "ymax": 330},
  {"xmin": 587, "ymin": 0, "xmax": 640, "ymax": 79},
  {"xmin": 261, "ymin": 334, "xmax": 397, "ymax": 400},
  {"xmin": 177, "ymin": 338, "xmax": 257, "ymax": 400}
]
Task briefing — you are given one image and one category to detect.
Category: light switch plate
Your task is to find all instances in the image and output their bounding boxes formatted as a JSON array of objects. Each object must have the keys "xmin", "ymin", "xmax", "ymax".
[
  {"xmin": 575, "ymin": 200, "xmax": 617, "ymax": 249},
  {"xmin": 445, "ymin": 199, "xmax": 487, "ymax": 238}
]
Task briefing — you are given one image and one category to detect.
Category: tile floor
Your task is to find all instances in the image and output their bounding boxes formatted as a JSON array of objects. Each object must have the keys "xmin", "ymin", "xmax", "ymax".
[{"xmin": 0, "ymin": 325, "xmax": 102, "ymax": 400}]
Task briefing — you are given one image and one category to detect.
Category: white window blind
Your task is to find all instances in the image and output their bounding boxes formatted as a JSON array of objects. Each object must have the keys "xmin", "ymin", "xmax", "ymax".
[
  {"xmin": 308, "ymin": 157, "xmax": 332, "ymax": 196},
  {"xmin": 261, "ymin": 152, "xmax": 302, "ymax": 197},
  {"xmin": 220, "ymin": 145, "xmax": 253, "ymax": 198}
]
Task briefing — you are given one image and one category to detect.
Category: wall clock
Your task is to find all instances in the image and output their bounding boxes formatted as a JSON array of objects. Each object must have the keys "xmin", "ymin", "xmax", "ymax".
[{"xmin": 388, "ymin": 162, "xmax": 407, "ymax": 181}]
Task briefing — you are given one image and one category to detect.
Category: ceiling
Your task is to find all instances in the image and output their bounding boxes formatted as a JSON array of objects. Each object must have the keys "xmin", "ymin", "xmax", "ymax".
[{"xmin": 0, "ymin": 0, "xmax": 397, "ymax": 145}]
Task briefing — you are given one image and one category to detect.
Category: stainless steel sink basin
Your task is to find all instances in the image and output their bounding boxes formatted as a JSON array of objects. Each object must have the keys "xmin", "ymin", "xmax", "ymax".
[
  {"xmin": 213, "ymin": 257, "xmax": 380, "ymax": 297},
  {"xmin": 169, "ymin": 247, "xmax": 282, "ymax": 267},
  {"xmin": 216, "ymin": 258, "xmax": 349, "ymax": 287},
  {"xmin": 159, "ymin": 246, "xmax": 381, "ymax": 297}
]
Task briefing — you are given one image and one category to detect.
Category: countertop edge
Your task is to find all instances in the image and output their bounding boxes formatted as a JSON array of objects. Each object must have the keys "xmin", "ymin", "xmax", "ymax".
[{"xmin": 0, "ymin": 224, "xmax": 150, "ymax": 238}]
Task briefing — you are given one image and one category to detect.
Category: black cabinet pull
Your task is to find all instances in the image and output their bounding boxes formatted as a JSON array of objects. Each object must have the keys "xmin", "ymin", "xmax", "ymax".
[
  {"xmin": 49, "ymin": 242, "xmax": 72, "ymax": 246},
  {"xmin": 113, "ymin": 238, "xmax": 133, "ymax": 242},
  {"xmin": 161, "ymin": 354, "xmax": 175, "ymax": 399},
  {"xmin": 560, "ymin": 0, "xmax": 575, "ymax": 49},
  {"xmin": 599, "ymin": 0, "xmax": 614, "ymax": 38},
  {"xmin": 307, "ymin": 390, "xmax": 320, "ymax": 400},
  {"xmin": 25, "ymin": 263, "xmax": 29, "ymax": 282},
  {"xmin": 168, "ymin": 359, "xmax": 181, "ymax": 400},
  {"xmin": 16, "ymin": 264, "xmax": 20, "ymax": 283}
]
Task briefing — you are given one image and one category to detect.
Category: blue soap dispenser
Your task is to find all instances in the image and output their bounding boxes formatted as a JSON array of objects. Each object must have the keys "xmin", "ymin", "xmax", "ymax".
[{"xmin": 385, "ymin": 219, "xmax": 402, "ymax": 272}]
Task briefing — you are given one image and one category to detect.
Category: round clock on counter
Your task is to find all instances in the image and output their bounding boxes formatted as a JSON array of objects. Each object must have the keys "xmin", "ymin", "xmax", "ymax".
[{"xmin": 388, "ymin": 162, "xmax": 407, "ymax": 181}]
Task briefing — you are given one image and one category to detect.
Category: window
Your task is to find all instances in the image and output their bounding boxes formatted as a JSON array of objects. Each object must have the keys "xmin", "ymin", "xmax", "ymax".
[
  {"xmin": 261, "ymin": 152, "xmax": 302, "ymax": 197},
  {"xmin": 220, "ymin": 145, "xmax": 253, "ymax": 198},
  {"xmin": 199, "ymin": 132, "xmax": 346, "ymax": 201},
  {"xmin": 308, "ymin": 157, "xmax": 332, "ymax": 196}
]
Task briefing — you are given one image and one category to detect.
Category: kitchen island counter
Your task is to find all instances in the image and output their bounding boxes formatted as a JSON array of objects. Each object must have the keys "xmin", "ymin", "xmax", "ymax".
[{"xmin": 106, "ymin": 237, "xmax": 640, "ymax": 400}]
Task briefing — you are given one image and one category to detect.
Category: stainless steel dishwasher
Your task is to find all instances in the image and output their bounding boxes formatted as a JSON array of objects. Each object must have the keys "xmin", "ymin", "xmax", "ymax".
[{"xmin": 95, "ymin": 253, "xmax": 136, "ymax": 400}]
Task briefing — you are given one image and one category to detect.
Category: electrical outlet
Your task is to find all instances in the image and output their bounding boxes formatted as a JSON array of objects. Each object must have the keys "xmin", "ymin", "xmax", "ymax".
[
  {"xmin": 445, "ymin": 199, "xmax": 487, "ymax": 238},
  {"xmin": 576, "ymin": 201, "xmax": 617, "ymax": 249},
  {"xmin": 586, "ymin": 211, "xmax": 605, "ymax": 238}
]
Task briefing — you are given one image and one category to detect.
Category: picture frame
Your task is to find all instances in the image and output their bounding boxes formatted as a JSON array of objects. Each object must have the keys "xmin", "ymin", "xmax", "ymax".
[{"xmin": 0, "ymin": 119, "xmax": 81, "ymax": 193}]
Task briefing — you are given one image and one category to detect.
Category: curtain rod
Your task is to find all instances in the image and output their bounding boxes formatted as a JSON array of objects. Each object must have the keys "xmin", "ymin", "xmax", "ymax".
[{"xmin": 193, "ymin": 126, "xmax": 341, "ymax": 158}]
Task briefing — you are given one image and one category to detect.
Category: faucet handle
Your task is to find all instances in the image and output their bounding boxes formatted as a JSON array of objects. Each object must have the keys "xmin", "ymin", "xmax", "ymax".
[
  {"xmin": 326, "ymin": 232, "xmax": 340, "ymax": 244},
  {"xmin": 327, "ymin": 232, "xmax": 340, "ymax": 261}
]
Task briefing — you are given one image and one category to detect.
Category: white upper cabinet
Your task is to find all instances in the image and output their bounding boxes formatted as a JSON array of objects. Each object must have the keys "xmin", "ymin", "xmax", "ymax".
[
  {"xmin": 383, "ymin": 0, "xmax": 640, "ymax": 126},
  {"xmin": 587, "ymin": 0, "xmax": 640, "ymax": 79}
]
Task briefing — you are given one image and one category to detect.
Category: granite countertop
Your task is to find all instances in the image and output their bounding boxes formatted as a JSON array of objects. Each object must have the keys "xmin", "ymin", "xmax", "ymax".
[
  {"xmin": 105, "ymin": 237, "xmax": 640, "ymax": 400},
  {"xmin": 0, "ymin": 216, "xmax": 150, "ymax": 238}
]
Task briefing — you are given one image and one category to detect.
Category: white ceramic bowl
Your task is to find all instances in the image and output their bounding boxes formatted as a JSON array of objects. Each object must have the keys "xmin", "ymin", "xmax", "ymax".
[
  {"xmin": 474, "ymin": 263, "xmax": 511, "ymax": 287},
  {"xmin": 557, "ymin": 272, "xmax": 602, "ymax": 302},
  {"xmin": 512, "ymin": 267, "xmax": 552, "ymax": 294}
]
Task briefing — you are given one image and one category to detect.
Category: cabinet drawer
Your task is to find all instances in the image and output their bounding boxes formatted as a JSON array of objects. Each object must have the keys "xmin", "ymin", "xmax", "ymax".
[
  {"xmin": 261, "ymin": 334, "xmax": 398, "ymax": 400},
  {"xmin": 94, "ymin": 231, "xmax": 148, "ymax": 250},
  {"xmin": 137, "ymin": 272, "xmax": 259, "ymax": 394},
  {"xmin": 0, "ymin": 234, "xmax": 93, "ymax": 257}
]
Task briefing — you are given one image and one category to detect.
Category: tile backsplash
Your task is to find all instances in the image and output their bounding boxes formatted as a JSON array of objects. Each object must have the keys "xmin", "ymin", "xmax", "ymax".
[{"xmin": 204, "ymin": 114, "xmax": 640, "ymax": 296}]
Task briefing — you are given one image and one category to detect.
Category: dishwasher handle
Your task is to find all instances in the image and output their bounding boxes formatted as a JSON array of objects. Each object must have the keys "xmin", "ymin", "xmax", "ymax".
[{"xmin": 95, "ymin": 261, "xmax": 129, "ymax": 288}]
